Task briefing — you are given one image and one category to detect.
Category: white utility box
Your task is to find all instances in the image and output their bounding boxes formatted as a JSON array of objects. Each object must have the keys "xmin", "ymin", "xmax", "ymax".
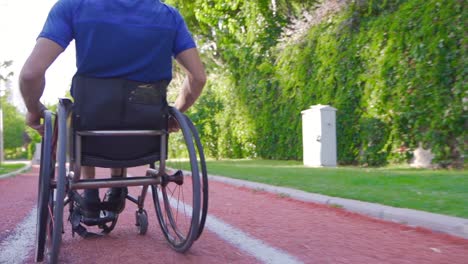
[{"xmin": 301, "ymin": 105, "xmax": 337, "ymax": 167}]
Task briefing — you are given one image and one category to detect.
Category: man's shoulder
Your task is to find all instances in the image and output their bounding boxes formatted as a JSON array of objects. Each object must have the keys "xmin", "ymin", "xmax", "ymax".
[
  {"xmin": 159, "ymin": 2, "xmax": 184, "ymax": 20},
  {"xmin": 159, "ymin": 1, "xmax": 178, "ymax": 11},
  {"xmin": 56, "ymin": 0, "xmax": 82, "ymax": 6},
  {"xmin": 52, "ymin": 0, "xmax": 83, "ymax": 11}
]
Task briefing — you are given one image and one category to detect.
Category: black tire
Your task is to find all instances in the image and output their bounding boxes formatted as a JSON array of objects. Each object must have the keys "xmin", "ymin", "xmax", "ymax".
[
  {"xmin": 183, "ymin": 116, "xmax": 208, "ymax": 240},
  {"xmin": 35, "ymin": 111, "xmax": 54, "ymax": 262},
  {"xmin": 46, "ymin": 103, "xmax": 68, "ymax": 263},
  {"xmin": 152, "ymin": 107, "xmax": 201, "ymax": 253},
  {"xmin": 136, "ymin": 210, "xmax": 148, "ymax": 235}
]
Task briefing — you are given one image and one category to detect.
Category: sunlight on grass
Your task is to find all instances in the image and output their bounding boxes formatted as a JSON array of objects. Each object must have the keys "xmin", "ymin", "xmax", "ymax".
[
  {"xmin": 0, "ymin": 163, "xmax": 26, "ymax": 175},
  {"xmin": 202, "ymin": 159, "xmax": 468, "ymax": 218}
]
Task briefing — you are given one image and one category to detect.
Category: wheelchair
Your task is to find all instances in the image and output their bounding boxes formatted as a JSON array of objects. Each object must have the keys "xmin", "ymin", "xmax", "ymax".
[{"xmin": 35, "ymin": 75, "xmax": 209, "ymax": 263}]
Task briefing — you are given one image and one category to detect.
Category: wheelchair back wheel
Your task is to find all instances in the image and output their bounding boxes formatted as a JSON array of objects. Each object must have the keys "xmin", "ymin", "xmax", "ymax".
[
  {"xmin": 35, "ymin": 111, "xmax": 54, "ymax": 262},
  {"xmin": 152, "ymin": 108, "xmax": 202, "ymax": 252},
  {"xmin": 45, "ymin": 102, "xmax": 69, "ymax": 263},
  {"xmin": 183, "ymin": 116, "xmax": 208, "ymax": 240}
]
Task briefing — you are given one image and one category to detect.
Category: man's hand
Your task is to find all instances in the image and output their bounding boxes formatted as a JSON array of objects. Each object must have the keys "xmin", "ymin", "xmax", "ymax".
[
  {"xmin": 26, "ymin": 103, "xmax": 46, "ymax": 136},
  {"xmin": 168, "ymin": 115, "xmax": 180, "ymax": 133}
]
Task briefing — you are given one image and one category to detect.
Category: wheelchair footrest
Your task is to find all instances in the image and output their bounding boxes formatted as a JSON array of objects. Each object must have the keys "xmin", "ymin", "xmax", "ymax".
[
  {"xmin": 81, "ymin": 211, "xmax": 117, "ymax": 226},
  {"xmin": 70, "ymin": 206, "xmax": 119, "ymax": 238}
]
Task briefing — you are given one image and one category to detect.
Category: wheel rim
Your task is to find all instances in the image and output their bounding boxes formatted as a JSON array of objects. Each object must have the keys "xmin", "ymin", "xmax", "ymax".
[
  {"xmin": 153, "ymin": 163, "xmax": 199, "ymax": 250},
  {"xmin": 184, "ymin": 116, "xmax": 208, "ymax": 240},
  {"xmin": 152, "ymin": 108, "xmax": 201, "ymax": 252},
  {"xmin": 35, "ymin": 111, "xmax": 54, "ymax": 262},
  {"xmin": 45, "ymin": 104, "xmax": 68, "ymax": 263}
]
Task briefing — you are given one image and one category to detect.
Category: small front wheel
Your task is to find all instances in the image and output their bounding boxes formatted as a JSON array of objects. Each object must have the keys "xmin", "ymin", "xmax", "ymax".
[{"xmin": 135, "ymin": 210, "xmax": 148, "ymax": 235}]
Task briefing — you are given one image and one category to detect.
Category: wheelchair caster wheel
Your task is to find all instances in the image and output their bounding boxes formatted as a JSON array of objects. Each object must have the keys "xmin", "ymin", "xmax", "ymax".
[{"xmin": 135, "ymin": 210, "xmax": 148, "ymax": 235}]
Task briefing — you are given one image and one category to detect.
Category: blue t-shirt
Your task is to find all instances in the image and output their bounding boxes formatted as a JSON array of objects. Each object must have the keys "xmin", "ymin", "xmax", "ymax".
[{"xmin": 39, "ymin": 0, "xmax": 196, "ymax": 82}]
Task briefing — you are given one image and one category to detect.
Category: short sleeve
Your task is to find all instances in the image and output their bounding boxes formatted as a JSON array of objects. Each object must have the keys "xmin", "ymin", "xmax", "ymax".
[
  {"xmin": 38, "ymin": 0, "xmax": 75, "ymax": 49},
  {"xmin": 172, "ymin": 13, "xmax": 196, "ymax": 57}
]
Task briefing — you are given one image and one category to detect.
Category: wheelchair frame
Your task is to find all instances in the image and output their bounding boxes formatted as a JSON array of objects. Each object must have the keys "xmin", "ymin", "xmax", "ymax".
[{"xmin": 35, "ymin": 98, "xmax": 208, "ymax": 263}]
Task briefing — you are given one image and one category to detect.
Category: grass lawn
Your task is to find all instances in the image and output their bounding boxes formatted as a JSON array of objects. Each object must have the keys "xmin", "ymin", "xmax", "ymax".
[
  {"xmin": 0, "ymin": 163, "xmax": 26, "ymax": 175},
  {"xmin": 200, "ymin": 159, "xmax": 468, "ymax": 218}
]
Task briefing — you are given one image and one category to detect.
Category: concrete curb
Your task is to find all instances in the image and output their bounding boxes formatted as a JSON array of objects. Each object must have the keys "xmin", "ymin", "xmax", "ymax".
[
  {"xmin": 0, "ymin": 163, "xmax": 32, "ymax": 180},
  {"xmin": 208, "ymin": 174, "xmax": 468, "ymax": 240}
]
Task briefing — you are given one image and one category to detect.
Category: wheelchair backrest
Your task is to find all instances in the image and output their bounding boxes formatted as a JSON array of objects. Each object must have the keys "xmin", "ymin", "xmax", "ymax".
[{"xmin": 71, "ymin": 75, "xmax": 170, "ymax": 167}]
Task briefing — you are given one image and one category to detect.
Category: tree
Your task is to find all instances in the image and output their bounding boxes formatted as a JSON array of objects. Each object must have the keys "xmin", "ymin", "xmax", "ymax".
[
  {"xmin": 3, "ymin": 102, "xmax": 26, "ymax": 149},
  {"xmin": 0, "ymin": 61, "xmax": 14, "ymax": 83},
  {"xmin": 163, "ymin": 0, "xmax": 464, "ymax": 167},
  {"xmin": 0, "ymin": 60, "xmax": 15, "ymax": 163}
]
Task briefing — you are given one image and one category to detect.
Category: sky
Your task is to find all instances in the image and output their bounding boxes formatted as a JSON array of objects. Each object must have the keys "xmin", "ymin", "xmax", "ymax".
[{"xmin": 0, "ymin": 0, "xmax": 76, "ymax": 110}]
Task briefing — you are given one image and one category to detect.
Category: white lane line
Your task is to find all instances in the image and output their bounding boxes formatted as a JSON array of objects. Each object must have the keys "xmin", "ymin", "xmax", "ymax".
[
  {"xmin": 164, "ymin": 194, "xmax": 304, "ymax": 264},
  {"xmin": 0, "ymin": 208, "xmax": 36, "ymax": 264},
  {"xmin": 205, "ymin": 214, "xmax": 304, "ymax": 264}
]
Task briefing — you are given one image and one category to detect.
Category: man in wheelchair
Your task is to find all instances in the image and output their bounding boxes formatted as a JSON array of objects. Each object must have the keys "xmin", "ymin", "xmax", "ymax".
[{"xmin": 19, "ymin": 0, "xmax": 206, "ymax": 230}]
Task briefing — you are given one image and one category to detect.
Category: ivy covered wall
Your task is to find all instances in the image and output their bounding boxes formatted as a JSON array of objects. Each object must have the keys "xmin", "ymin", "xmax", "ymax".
[{"xmin": 168, "ymin": 0, "xmax": 466, "ymax": 167}]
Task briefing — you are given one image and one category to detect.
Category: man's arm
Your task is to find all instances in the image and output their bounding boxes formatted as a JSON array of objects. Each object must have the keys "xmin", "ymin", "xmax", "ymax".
[
  {"xmin": 174, "ymin": 48, "xmax": 207, "ymax": 113},
  {"xmin": 19, "ymin": 38, "xmax": 64, "ymax": 132}
]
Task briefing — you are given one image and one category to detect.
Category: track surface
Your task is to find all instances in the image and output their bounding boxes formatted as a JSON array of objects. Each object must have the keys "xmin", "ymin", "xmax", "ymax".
[{"xmin": 1, "ymin": 165, "xmax": 467, "ymax": 264}]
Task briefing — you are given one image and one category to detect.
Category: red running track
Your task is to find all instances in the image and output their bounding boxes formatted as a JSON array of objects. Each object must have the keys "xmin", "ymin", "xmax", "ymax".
[{"xmin": 0, "ymin": 165, "xmax": 467, "ymax": 263}]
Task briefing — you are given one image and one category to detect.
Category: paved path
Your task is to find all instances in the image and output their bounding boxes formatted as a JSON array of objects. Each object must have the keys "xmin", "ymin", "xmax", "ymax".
[
  {"xmin": 208, "ymin": 174, "xmax": 468, "ymax": 240},
  {"xmin": 1, "ymin": 165, "xmax": 467, "ymax": 263}
]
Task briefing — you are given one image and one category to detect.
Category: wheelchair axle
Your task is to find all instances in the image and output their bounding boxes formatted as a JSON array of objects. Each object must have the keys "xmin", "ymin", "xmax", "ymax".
[{"xmin": 161, "ymin": 170, "xmax": 184, "ymax": 187}]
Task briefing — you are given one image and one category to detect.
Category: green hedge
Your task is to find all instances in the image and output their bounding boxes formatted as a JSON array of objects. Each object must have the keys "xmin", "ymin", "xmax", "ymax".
[{"xmin": 174, "ymin": 0, "xmax": 465, "ymax": 167}]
